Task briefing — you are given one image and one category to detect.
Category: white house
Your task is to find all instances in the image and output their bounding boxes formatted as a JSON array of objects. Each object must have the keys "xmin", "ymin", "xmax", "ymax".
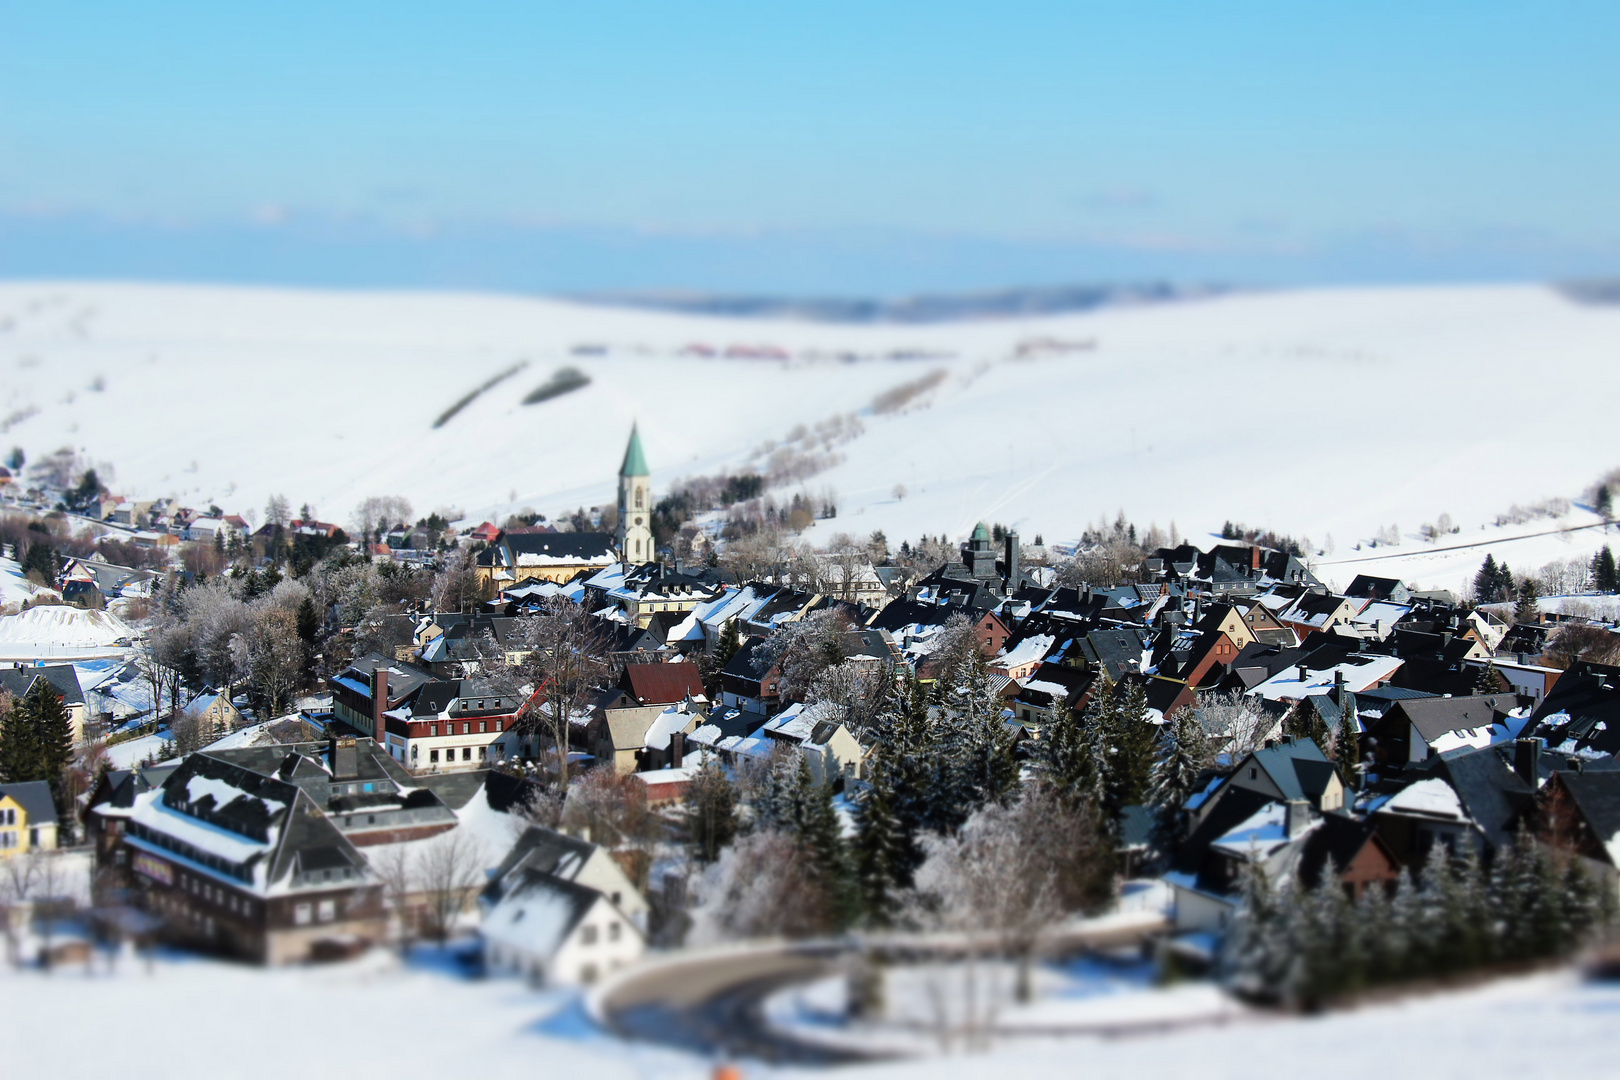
[{"xmin": 480, "ymin": 825, "xmax": 648, "ymax": 985}]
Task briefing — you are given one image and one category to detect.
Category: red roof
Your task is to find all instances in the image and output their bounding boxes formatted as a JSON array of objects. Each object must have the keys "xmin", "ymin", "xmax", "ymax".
[{"xmin": 623, "ymin": 662, "xmax": 707, "ymax": 705}]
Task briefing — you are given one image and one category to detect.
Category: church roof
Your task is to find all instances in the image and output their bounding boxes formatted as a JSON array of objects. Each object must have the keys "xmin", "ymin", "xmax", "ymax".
[
  {"xmin": 621, "ymin": 424, "xmax": 649, "ymax": 477},
  {"xmin": 971, "ymin": 521, "xmax": 990, "ymax": 542}
]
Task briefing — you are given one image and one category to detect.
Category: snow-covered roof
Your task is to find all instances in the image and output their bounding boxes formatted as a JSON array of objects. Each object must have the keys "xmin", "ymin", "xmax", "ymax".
[{"xmin": 1381, "ymin": 777, "xmax": 1466, "ymax": 821}]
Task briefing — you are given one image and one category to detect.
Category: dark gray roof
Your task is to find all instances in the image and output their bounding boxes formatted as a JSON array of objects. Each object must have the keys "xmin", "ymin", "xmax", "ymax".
[
  {"xmin": 0, "ymin": 664, "xmax": 85, "ymax": 706},
  {"xmin": 1245, "ymin": 737, "xmax": 1337, "ymax": 802},
  {"xmin": 0, "ymin": 780, "xmax": 57, "ymax": 825}
]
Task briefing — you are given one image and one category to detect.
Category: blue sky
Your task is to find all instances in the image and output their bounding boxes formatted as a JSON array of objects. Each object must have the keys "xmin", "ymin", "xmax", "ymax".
[{"xmin": 2, "ymin": 0, "xmax": 1617, "ymax": 293}]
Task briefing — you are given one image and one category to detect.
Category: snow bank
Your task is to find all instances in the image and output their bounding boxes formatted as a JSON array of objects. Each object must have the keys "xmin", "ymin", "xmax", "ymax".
[{"xmin": 0, "ymin": 604, "xmax": 136, "ymax": 649}]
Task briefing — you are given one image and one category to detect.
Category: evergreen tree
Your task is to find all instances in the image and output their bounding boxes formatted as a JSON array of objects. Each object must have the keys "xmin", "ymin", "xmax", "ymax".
[
  {"xmin": 752, "ymin": 749, "xmax": 801, "ymax": 832},
  {"xmin": 295, "ymin": 596, "xmax": 321, "ymax": 643},
  {"xmin": 792, "ymin": 754, "xmax": 859, "ymax": 931},
  {"xmin": 1473, "ymin": 660, "xmax": 1501, "ymax": 696},
  {"xmin": 1148, "ymin": 706, "xmax": 1208, "ymax": 847},
  {"xmin": 0, "ymin": 698, "xmax": 42, "ymax": 783},
  {"xmin": 1514, "ymin": 578, "xmax": 1541, "ymax": 625},
  {"xmin": 851, "ymin": 755, "xmax": 908, "ymax": 927},
  {"xmin": 1331, "ymin": 698, "xmax": 1361, "ymax": 792},
  {"xmin": 1110, "ymin": 680, "xmax": 1157, "ymax": 812},
  {"xmin": 684, "ymin": 757, "xmax": 739, "ymax": 864},
  {"xmin": 1598, "ymin": 484, "xmax": 1614, "ymax": 520},
  {"xmin": 26, "ymin": 683, "xmax": 73, "ymax": 790},
  {"xmin": 1040, "ymin": 692, "xmax": 1099, "ymax": 798},
  {"xmin": 1284, "ymin": 701, "xmax": 1331, "ymax": 754},
  {"xmin": 1221, "ymin": 863, "xmax": 1285, "ymax": 998},
  {"xmin": 1593, "ymin": 546, "xmax": 1618, "ymax": 593},
  {"xmin": 939, "ymin": 649, "xmax": 1018, "ymax": 819},
  {"xmin": 1474, "ymin": 554, "xmax": 1514, "ymax": 605},
  {"xmin": 21, "ymin": 540, "xmax": 58, "ymax": 583},
  {"xmin": 713, "ymin": 618, "xmax": 742, "ymax": 670}
]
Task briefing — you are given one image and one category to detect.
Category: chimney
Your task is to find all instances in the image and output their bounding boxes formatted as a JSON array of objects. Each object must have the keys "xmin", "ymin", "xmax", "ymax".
[
  {"xmin": 1284, "ymin": 798, "xmax": 1313, "ymax": 839},
  {"xmin": 1250, "ymin": 545, "xmax": 1262, "ymax": 571},
  {"xmin": 1513, "ymin": 737, "xmax": 1541, "ymax": 788},
  {"xmin": 331, "ymin": 736, "xmax": 359, "ymax": 779},
  {"xmin": 1006, "ymin": 531, "xmax": 1020, "ymax": 590},
  {"xmin": 1297, "ymin": 663, "xmax": 1310, "ymax": 685},
  {"xmin": 671, "ymin": 730, "xmax": 685, "ymax": 769},
  {"xmin": 371, "ymin": 665, "xmax": 390, "ymax": 746}
]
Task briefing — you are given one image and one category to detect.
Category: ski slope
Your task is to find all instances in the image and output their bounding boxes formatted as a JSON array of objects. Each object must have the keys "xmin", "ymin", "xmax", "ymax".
[{"xmin": 1, "ymin": 281, "xmax": 1616, "ymax": 597}]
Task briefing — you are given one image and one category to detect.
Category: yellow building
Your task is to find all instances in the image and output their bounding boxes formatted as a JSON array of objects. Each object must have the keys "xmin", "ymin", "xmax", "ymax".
[
  {"xmin": 472, "ymin": 531, "xmax": 619, "ymax": 592},
  {"xmin": 0, "ymin": 781, "xmax": 60, "ymax": 856}
]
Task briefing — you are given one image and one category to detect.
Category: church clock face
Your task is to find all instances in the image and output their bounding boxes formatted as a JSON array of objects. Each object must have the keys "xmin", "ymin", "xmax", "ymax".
[{"xmin": 635, "ymin": 516, "xmax": 643, "ymax": 525}]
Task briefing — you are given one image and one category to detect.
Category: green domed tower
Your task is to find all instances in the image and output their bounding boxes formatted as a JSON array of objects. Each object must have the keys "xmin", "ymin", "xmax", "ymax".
[{"xmin": 616, "ymin": 424, "xmax": 653, "ymax": 564}]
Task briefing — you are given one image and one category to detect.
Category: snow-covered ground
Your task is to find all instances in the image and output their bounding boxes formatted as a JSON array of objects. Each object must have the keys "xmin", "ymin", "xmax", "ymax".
[
  {"xmin": 2, "ymin": 281, "xmax": 1618, "ymax": 598},
  {"xmin": 0, "ymin": 553, "xmax": 58, "ymax": 609},
  {"xmin": 0, "ymin": 603, "xmax": 137, "ymax": 660},
  {"xmin": 5, "ymin": 942, "xmax": 1619, "ymax": 1079}
]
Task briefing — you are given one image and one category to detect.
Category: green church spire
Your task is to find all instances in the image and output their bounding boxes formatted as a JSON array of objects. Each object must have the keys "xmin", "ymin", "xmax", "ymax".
[{"xmin": 620, "ymin": 423, "xmax": 649, "ymax": 478}]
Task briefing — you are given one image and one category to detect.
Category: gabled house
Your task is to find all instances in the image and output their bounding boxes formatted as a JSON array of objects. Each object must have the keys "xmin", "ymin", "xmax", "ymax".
[
  {"xmin": 1344, "ymin": 575, "xmax": 1411, "ymax": 604},
  {"xmin": 100, "ymin": 748, "xmax": 387, "ymax": 964},
  {"xmin": 618, "ymin": 660, "xmax": 707, "ymax": 707},
  {"xmin": 0, "ymin": 665, "xmax": 90, "ymax": 744},
  {"xmin": 1525, "ymin": 661, "xmax": 1620, "ymax": 755},
  {"xmin": 719, "ymin": 636, "xmax": 783, "ymax": 713},
  {"xmin": 481, "ymin": 870, "xmax": 645, "ymax": 987},
  {"xmin": 1365, "ymin": 693, "xmax": 1521, "ymax": 767},
  {"xmin": 749, "ymin": 700, "xmax": 868, "ymax": 785},
  {"xmin": 1192, "ymin": 737, "xmax": 1346, "ymax": 828},
  {"xmin": 0, "ymin": 780, "xmax": 58, "ymax": 856},
  {"xmin": 1528, "ymin": 768, "xmax": 1620, "ymax": 894}
]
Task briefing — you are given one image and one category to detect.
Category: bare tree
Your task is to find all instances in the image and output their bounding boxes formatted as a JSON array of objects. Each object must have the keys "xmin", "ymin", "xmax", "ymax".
[
  {"xmin": 351, "ymin": 495, "xmax": 414, "ymax": 543},
  {"xmin": 910, "ymin": 785, "xmax": 1111, "ymax": 1020},
  {"xmin": 1194, "ymin": 690, "xmax": 1279, "ymax": 758},
  {"xmin": 370, "ymin": 843, "xmax": 418, "ymax": 950},
  {"xmin": 694, "ymin": 830, "xmax": 827, "ymax": 943},
  {"xmin": 232, "ymin": 606, "xmax": 303, "ymax": 716},
  {"xmin": 563, "ymin": 766, "xmax": 656, "ymax": 851},
  {"xmin": 418, "ymin": 830, "xmax": 486, "ymax": 942},
  {"xmin": 431, "ymin": 546, "xmax": 482, "ymax": 613},
  {"xmin": 264, "ymin": 493, "xmax": 292, "ymax": 531},
  {"xmin": 485, "ymin": 597, "xmax": 612, "ymax": 783}
]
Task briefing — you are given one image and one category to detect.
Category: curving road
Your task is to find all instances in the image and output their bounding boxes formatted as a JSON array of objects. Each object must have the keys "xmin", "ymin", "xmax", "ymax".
[
  {"xmin": 596, "ymin": 915, "xmax": 1169, "ymax": 1063},
  {"xmin": 600, "ymin": 945, "xmax": 877, "ymax": 1064}
]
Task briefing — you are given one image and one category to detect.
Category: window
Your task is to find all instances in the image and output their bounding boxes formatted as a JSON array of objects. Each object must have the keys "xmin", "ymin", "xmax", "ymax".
[
  {"xmin": 463, "ymin": 723, "xmax": 471, "ymax": 735},
  {"xmin": 608, "ymin": 922, "xmax": 621, "ymax": 942},
  {"xmin": 0, "ymin": 832, "xmax": 15, "ymax": 849},
  {"xmin": 294, "ymin": 903, "xmax": 312, "ymax": 926},
  {"xmin": 462, "ymin": 747, "xmax": 472, "ymax": 761},
  {"xmin": 1, "ymin": 808, "xmax": 13, "ymax": 825},
  {"xmin": 430, "ymin": 749, "xmax": 439, "ymax": 763},
  {"xmin": 479, "ymin": 721, "xmax": 487, "ymax": 734},
  {"xmin": 429, "ymin": 723, "xmax": 438, "ymax": 737},
  {"xmin": 580, "ymin": 963, "xmax": 598, "ymax": 984},
  {"xmin": 318, "ymin": 899, "xmax": 336, "ymax": 922},
  {"xmin": 1249, "ymin": 768, "xmax": 1257, "ymax": 780},
  {"xmin": 581, "ymin": 924, "xmax": 598, "ymax": 945}
]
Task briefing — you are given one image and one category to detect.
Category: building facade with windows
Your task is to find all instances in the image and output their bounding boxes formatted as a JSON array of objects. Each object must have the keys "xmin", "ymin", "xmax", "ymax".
[{"xmin": 0, "ymin": 781, "xmax": 58, "ymax": 856}]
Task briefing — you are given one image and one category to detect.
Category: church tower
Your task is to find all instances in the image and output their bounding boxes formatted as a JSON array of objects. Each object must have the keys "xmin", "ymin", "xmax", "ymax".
[{"xmin": 616, "ymin": 424, "xmax": 654, "ymax": 564}]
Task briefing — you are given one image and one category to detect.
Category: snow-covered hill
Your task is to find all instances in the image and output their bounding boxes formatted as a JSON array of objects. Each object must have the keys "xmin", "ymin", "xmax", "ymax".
[{"xmin": 1, "ymin": 281, "xmax": 1616, "ymax": 597}]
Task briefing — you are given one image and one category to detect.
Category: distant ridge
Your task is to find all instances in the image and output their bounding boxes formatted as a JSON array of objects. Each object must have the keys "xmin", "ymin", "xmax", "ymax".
[{"xmin": 568, "ymin": 282, "xmax": 1231, "ymax": 324}]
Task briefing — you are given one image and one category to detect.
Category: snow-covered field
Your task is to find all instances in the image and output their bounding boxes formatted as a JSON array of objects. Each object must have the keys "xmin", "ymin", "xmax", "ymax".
[
  {"xmin": 2, "ymin": 281, "xmax": 1617, "ymax": 597},
  {"xmin": 5, "ymin": 945, "xmax": 1620, "ymax": 1079}
]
